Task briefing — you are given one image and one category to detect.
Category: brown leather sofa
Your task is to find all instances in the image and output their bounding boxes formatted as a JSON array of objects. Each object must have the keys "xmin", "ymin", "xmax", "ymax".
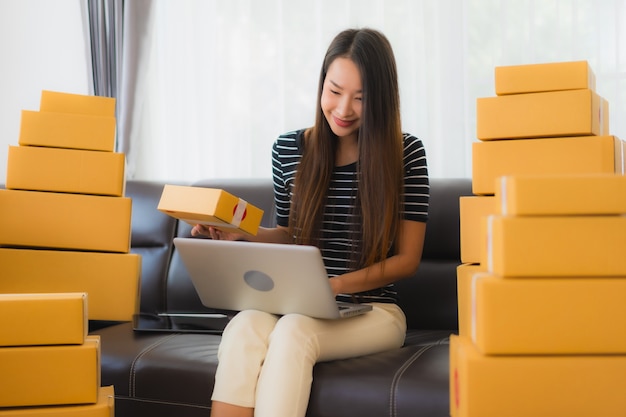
[{"xmin": 90, "ymin": 177, "xmax": 472, "ymax": 417}]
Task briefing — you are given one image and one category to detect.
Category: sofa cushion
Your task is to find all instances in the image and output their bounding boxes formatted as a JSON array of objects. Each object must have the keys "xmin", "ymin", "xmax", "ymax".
[
  {"xmin": 94, "ymin": 321, "xmax": 451, "ymax": 417},
  {"xmin": 307, "ymin": 338, "xmax": 451, "ymax": 417}
]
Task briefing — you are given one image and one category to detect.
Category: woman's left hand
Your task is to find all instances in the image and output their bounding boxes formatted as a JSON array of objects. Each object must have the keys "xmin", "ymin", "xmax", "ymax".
[{"xmin": 191, "ymin": 224, "xmax": 245, "ymax": 241}]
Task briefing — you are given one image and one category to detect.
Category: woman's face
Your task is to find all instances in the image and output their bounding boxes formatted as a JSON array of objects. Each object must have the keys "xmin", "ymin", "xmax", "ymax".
[{"xmin": 321, "ymin": 57, "xmax": 363, "ymax": 141}]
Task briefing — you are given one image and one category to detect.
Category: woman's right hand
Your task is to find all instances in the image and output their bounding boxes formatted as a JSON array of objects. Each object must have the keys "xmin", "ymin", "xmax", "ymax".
[{"xmin": 191, "ymin": 224, "xmax": 245, "ymax": 241}]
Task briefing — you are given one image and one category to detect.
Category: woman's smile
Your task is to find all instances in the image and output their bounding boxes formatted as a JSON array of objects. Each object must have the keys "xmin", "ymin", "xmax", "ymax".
[{"xmin": 332, "ymin": 115, "xmax": 356, "ymax": 128}]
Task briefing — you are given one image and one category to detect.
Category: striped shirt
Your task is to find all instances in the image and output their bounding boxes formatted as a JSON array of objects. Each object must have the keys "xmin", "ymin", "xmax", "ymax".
[{"xmin": 271, "ymin": 129, "xmax": 429, "ymax": 303}]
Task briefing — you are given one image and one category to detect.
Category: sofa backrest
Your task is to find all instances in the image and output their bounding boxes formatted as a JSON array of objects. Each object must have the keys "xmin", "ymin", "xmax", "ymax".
[
  {"xmin": 125, "ymin": 181, "xmax": 179, "ymax": 314},
  {"xmin": 126, "ymin": 177, "xmax": 472, "ymax": 331},
  {"xmin": 396, "ymin": 178, "xmax": 472, "ymax": 330}
]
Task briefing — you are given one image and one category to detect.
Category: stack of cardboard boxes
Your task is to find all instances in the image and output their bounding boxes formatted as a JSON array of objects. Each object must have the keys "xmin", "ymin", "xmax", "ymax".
[
  {"xmin": 453, "ymin": 61, "xmax": 626, "ymax": 416},
  {"xmin": 0, "ymin": 90, "xmax": 141, "ymax": 322},
  {"xmin": 0, "ymin": 90, "xmax": 141, "ymax": 413},
  {"xmin": 0, "ymin": 293, "xmax": 113, "ymax": 416}
]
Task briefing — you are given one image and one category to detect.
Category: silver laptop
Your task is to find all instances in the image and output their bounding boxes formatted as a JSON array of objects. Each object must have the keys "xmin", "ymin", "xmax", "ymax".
[{"xmin": 173, "ymin": 237, "xmax": 372, "ymax": 319}]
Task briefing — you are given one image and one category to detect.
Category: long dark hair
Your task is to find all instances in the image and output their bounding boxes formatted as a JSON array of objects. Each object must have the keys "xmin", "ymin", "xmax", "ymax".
[{"xmin": 289, "ymin": 28, "xmax": 404, "ymax": 270}]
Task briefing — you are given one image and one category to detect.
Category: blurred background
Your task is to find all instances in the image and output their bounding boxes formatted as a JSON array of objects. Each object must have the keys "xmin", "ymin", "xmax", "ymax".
[{"xmin": 1, "ymin": 0, "xmax": 624, "ymax": 184}]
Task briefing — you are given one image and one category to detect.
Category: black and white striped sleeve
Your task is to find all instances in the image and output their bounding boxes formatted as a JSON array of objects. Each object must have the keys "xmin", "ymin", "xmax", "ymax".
[
  {"xmin": 402, "ymin": 133, "xmax": 429, "ymax": 223},
  {"xmin": 271, "ymin": 130, "xmax": 303, "ymax": 227}
]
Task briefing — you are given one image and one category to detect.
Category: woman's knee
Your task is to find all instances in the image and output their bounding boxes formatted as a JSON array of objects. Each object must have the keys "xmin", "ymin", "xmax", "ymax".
[
  {"xmin": 268, "ymin": 314, "xmax": 319, "ymax": 356},
  {"xmin": 222, "ymin": 310, "xmax": 278, "ymax": 342}
]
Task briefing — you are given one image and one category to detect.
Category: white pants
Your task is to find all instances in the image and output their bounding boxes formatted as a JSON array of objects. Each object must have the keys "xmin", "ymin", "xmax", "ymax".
[{"xmin": 211, "ymin": 303, "xmax": 406, "ymax": 417}]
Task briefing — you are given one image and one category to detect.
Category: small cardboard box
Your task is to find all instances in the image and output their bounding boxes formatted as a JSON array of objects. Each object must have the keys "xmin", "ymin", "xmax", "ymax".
[
  {"xmin": 18, "ymin": 110, "xmax": 116, "ymax": 152},
  {"xmin": 0, "ymin": 248, "xmax": 140, "ymax": 321},
  {"xmin": 482, "ymin": 214, "xmax": 626, "ymax": 277},
  {"xmin": 0, "ymin": 336, "xmax": 100, "ymax": 408},
  {"xmin": 0, "ymin": 190, "xmax": 132, "ymax": 253},
  {"xmin": 459, "ymin": 196, "xmax": 496, "ymax": 264},
  {"xmin": 476, "ymin": 89, "xmax": 608, "ymax": 140},
  {"xmin": 472, "ymin": 135, "xmax": 618, "ymax": 195},
  {"xmin": 0, "ymin": 293, "xmax": 87, "ymax": 347},
  {"xmin": 158, "ymin": 185, "xmax": 264, "ymax": 236},
  {"xmin": 495, "ymin": 60, "xmax": 595, "ymax": 95},
  {"xmin": 6, "ymin": 145, "xmax": 125, "ymax": 196},
  {"xmin": 471, "ymin": 273, "xmax": 626, "ymax": 354},
  {"xmin": 496, "ymin": 173, "xmax": 626, "ymax": 216},
  {"xmin": 40, "ymin": 90, "xmax": 116, "ymax": 118},
  {"xmin": 0, "ymin": 386, "xmax": 114, "ymax": 416},
  {"xmin": 450, "ymin": 335, "xmax": 626, "ymax": 417}
]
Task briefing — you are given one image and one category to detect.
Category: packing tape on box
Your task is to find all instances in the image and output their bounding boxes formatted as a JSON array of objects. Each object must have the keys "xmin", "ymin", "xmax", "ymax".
[
  {"xmin": 470, "ymin": 271, "xmax": 490, "ymax": 343},
  {"xmin": 616, "ymin": 141, "xmax": 626, "ymax": 174},
  {"xmin": 600, "ymin": 98, "xmax": 605, "ymax": 135},
  {"xmin": 486, "ymin": 216, "xmax": 494, "ymax": 272},
  {"xmin": 232, "ymin": 199, "xmax": 248, "ymax": 228},
  {"xmin": 498, "ymin": 177, "xmax": 508, "ymax": 215}
]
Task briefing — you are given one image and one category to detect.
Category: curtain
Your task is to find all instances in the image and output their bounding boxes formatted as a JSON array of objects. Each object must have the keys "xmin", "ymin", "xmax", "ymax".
[
  {"xmin": 84, "ymin": 0, "xmax": 153, "ymax": 159},
  {"xmin": 86, "ymin": 0, "xmax": 123, "ymax": 99},
  {"xmin": 124, "ymin": 0, "xmax": 626, "ymax": 182}
]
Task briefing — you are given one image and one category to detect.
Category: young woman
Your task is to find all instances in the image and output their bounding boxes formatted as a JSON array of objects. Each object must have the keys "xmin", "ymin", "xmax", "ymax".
[{"xmin": 192, "ymin": 27, "xmax": 429, "ymax": 417}]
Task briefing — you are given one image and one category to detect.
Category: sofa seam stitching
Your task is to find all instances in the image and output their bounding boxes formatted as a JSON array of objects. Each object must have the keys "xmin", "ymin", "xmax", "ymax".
[
  {"xmin": 128, "ymin": 333, "xmax": 180, "ymax": 397},
  {"xmin": 114, "ymin": 395, "xmax": 212, "ymax": 409},
  {"xmin": 389, "ymin": 344, "xmax": 432, "ymax": 417}
]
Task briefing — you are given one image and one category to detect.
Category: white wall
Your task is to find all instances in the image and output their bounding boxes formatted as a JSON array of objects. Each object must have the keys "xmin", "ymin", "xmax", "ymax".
[{"xmin": 0, "ymin": 0, "xmax": 90, "ymax": 185}]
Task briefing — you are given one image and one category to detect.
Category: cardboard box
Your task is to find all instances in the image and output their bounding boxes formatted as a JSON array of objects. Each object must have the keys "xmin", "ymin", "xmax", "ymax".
[
  {"xmin": 40, "ymin": 90, "xmax": 116, "ymax": 118},
  {"xmin": 0, "ymin": 190, "xmax": 131, "ymax": 253},
  {"xmin": 496, "ymin": 173, "xmax": 626, "ymax": 216},
  {"xmin": 483, "ymin": 215, "xmax": 626, "ymax": 277},
  {"xmin": 0, "ymin": 248, "xmax": 140, "ymax": 321},
  {"xmin": 0, "ymin": 336, "xmax": 100, "ymax": 407},
  {"xmin": 460, "ymin": 196, "xmax": 496, "ymax": 263},
  {"xmin": 476, "ymin": 89, "xmax": 608, "ymax": 140},
  {"xmin": 0, "ymin": 386, "xmax": 114, "ymax": 417},
  {"xmin": 6, "ymin": 145, "xmax": 125, "ymax": 196},
  {"xmin": 0, "ymin": 293, "xmax": 87, "ymax": 347},
  {"xmin": 472, "ymin": 135, "xmax": 618, "ymax": 195},
  {"xmin": 495, "ymin": 60, "xmax": 595, "ymax": 95},
  {"xmin": 158, "ymin": 185, "xmax": 264, "ymax": 236},
  {"xmin": 449, "ymin": 335, "xmax": 626, "ymax": 417},
  {"xmin": 18, "ymin": 110, "xmax": 116, "ymax": 152},
  {"xmin": 456, "ymin": 264, "xmax": 484, "ymax": 337},
  {"xmin": 471, "ymin": 273, "xmax": 626, "ymax": 354}
]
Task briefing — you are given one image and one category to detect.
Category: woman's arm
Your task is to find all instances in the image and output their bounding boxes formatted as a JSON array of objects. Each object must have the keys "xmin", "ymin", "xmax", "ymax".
[
  {"xmin": 328, "ymin": 219, "xmax": 426, "ymax": 296},
  {"xmin": 191, "ymin": 224, "xmax": 293, "ymax": 244}
]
